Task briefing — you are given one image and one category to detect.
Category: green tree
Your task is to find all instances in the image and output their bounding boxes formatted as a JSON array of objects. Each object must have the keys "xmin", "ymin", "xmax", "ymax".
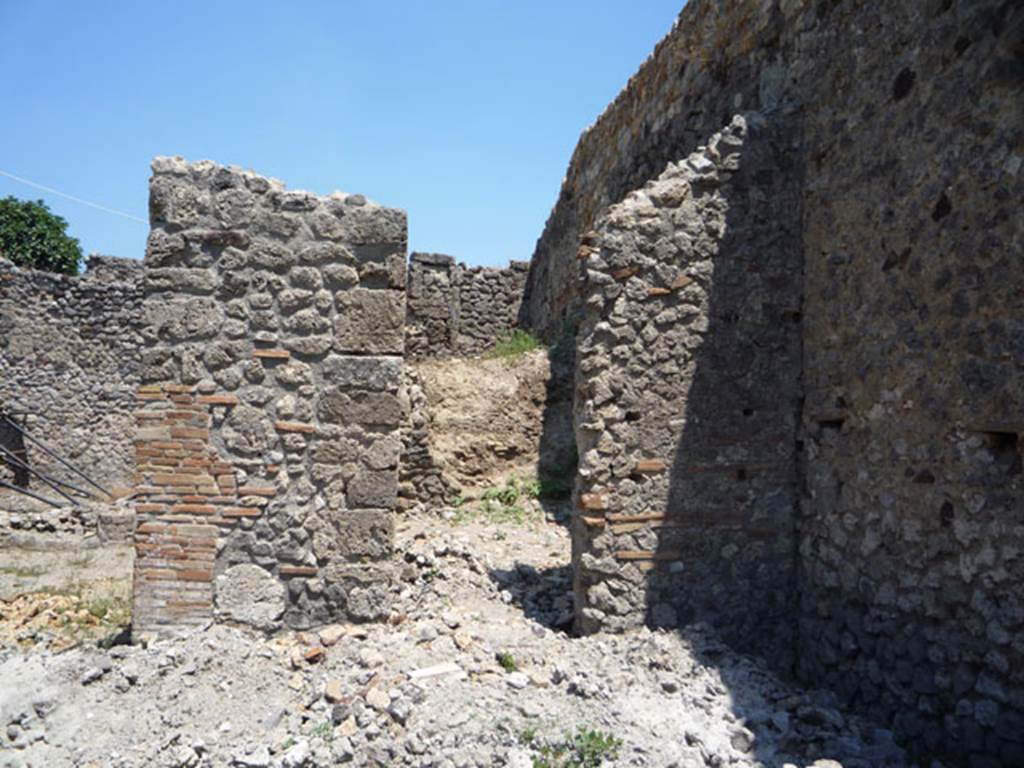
[{"xmin": 0, "ymin": 196, "xmax": 83, "ymax": 275}]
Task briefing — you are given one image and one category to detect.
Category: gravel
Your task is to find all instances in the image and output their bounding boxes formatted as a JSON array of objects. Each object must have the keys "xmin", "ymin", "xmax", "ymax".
[{"xmin": 0, "ymin": 513, "xmax": 910, "ymax": 767}]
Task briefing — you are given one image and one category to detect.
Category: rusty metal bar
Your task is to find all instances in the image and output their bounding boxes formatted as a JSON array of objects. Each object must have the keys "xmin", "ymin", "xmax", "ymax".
[
  {"xmin": 0, "ymin": 443, "xmax": 81, "ymax": 506},
  {"xmin": 0, "ymin": 415, "xmax": 112, "ymax": 498},
  {"xmin": 0, "ymin": 478, "xmax": 63, "ymax": 508},
  {"xmin": 0, "ymin": 443, "xmax": 95, "ymax": 498}
]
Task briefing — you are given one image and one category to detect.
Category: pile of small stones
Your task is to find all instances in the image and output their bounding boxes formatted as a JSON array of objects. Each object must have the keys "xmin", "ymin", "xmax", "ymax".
[
  {"xmin": 0, "ymin": 516, "xmax": 911, "ymax": 768},
  {"xmin": 0, "ymin": 499, "xmax": 134, "ymax": 545}
]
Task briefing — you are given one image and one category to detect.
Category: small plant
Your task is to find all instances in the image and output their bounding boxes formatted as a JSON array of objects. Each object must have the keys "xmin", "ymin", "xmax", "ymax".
[
  {"xmin": 486, "ymin": 329, "xmax": 542, "ymax": 362},
  {"xmin": 496, "ymin": 651, "xmax": 518, "ymax": 672},
  {"xmin": 309, "ymin": 719, "xmax": 333, "ymax": 741},
  {"xmin": 529, "ymin": 728, "xmax": 623, "ymax": 768},
  {"xmin": 450, "ymin": 477, "xmax": 541, "ymax": 526},
  {"xmin": 571, "ymin": 730, "xmax": 623, "ymax": 767},
  {"xmin": 483, "ymin": 480, "xmax": 521, "ymax": 506}
]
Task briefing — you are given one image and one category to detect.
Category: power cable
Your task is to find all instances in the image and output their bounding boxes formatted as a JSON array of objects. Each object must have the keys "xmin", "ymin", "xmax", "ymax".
[{"xmin": 0, "ymin": 168, "xmax": 146, "ymax": 224}]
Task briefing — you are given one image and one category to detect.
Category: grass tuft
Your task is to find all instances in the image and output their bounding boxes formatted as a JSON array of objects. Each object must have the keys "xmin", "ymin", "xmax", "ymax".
[{"xmin": 486, "ymin": 329, "xmax": 542, "ymax": 362}]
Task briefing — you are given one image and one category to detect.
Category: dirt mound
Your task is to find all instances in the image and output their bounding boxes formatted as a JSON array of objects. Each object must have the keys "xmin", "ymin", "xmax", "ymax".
[{"xmin": 404, "ymin": 348, "xmax": 574, "ymax": 501}]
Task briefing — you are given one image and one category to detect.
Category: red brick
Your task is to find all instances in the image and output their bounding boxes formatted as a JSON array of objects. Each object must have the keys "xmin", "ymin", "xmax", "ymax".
[
  {"xmin": 253, "ymin": 348, "xmax": 290, "ymax": 360},
  {"xmin": 635, "ymin": 459, "xmax": 667, "ymax": 473},
  {"xmin": 238, "ymin": 485, "xmax": 276, "ymax": 497},
  {"xmin": 170, "ymin": 504, "xmax": 217, "ymax": 515},
  {"xmin": 223, "ymin": 506, "xmax": 262, "ymax": 518},
  {"xmin": 197, "ymin": 394, "xmax": 239, "ymax": 406},
  {"xmin": 279, "ymin": 565, "xmax": 318, "ymax": 577},
  {"xmin": 153, "ymin": 473, "xmax": 201, "ymax": 486},
  {"xmin": 275, "ymin": 421, "xmax": 315, "ymax": 434}
]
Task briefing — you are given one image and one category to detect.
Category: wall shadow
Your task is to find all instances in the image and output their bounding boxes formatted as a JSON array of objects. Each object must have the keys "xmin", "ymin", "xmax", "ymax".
[
  {"xmin": 645, "ymin": 109, "xmax": 808, "ymax": 765},
  {"xmin": 533, "ymin": 332, "xmax": 577, "ymax": 528}
]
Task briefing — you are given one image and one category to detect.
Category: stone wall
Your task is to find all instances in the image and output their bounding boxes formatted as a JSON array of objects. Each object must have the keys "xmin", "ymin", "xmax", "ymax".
[
  {"xmin": 572, "ymin": 113, "xmax": 803, "ymax": 665},
  {"xmin": 406, "ymin": 252, "xmax": 528, "ymax": 358},
  {"xmin": 132, "ymin": 157, "xmax": 406, "ymax": 637},
  {"xmin": 795, "ymin": 2, "xmax": 1024, "ymax": 763},
  {"xmin": 543, "ymin": 0, "xmax": 1023, "ymax": 763},
  {"xmin": 521, "ymin": 0, "xmax": 801, "ymax": 340},
  {"xmin": 0, "ymin": 255, "xmax": 143, "ymax": 493}
]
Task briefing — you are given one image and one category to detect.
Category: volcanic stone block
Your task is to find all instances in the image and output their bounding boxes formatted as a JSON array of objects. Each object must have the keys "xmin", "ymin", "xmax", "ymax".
[
  {"xmin": 334, "ymin": 289, "xmax": 405, "ymax": 354},
  {"xmin": 347, "ymin": 468, "xmax": 398, "ymax": 509},
  {"xmin": 334, "ymin": 510, "xmax": 394, "ymax": 559},
  {"xmin": 322, "ymin": 355, "xmax": 402, "ymax": 392}
]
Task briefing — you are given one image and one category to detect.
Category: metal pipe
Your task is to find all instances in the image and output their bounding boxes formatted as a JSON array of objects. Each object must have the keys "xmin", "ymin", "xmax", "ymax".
[
  {"xmin": 0, "ymin": 478, "xmax": 63, "ymax": 508},
  {"xmin": 0, "ymin": 415, "xmax": 112, "ymax": 498},
  {"xmin": 0, "ymin": 443, "xmax": 80, "ymax": 506},
  {"xmin": 0, "ymin": 443, "xmax": 94, "ymax": 498}
]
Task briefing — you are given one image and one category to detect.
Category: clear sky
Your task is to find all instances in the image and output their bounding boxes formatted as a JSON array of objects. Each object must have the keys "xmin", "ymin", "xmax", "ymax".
[{"xmin": 0, "ymin": 1, "xmax": 683, "ymax": 268}]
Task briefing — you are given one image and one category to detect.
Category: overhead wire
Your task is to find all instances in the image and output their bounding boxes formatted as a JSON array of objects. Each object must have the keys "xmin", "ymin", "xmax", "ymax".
[{"xmin": 0, "ymin": 168, "xmax": 146, "ymax": 224}]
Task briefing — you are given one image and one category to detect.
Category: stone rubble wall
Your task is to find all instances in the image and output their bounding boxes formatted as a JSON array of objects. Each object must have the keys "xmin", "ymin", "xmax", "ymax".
[
  {"xmin": 794, "ymin": 1, "xmax": 1024, "ymax": 762},
  {"xmin": 573, "ymin": 113, "xmax": 803, "ymax": 666},
  {"xmin": 405, "ymin": 252, "xmax": 528, "ymax": 358},
  {"xmin": 397, "ymin": 366, "xmax": 459, "ymax": 511},
  {"xmin": 546, "ymin": 0, "xmax": 1023, "ymax": 763},
  {"xmin": 0, "ymin": 255, "xmax": 143, "ymax": 491},
  {"xmin": 521, "ymin": 0, "xmax": 803, "ymax": 341},
  {"xmin": 132, "ymin": 157, "xmax": 407, "ymax": 637}
]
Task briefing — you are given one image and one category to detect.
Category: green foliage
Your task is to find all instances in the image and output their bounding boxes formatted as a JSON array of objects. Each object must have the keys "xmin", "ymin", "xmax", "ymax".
[
  {"xmin": 496, "ymin": 651, "xmax": 518, "ymax": 672},
  {"xmin": 518, "ymin": 727, "xmax": 538, "ymax": 745},
  {"xmin": 309, "ymin": 719, "xmax": 334, "ymax": 741},
  {"xmin": 0, "ymin": 197, "xmax": 83, "ymax": 275},
  {"xmin": 452, "ymin": 499, "xmax": 528, "ymax": 526},
  {"xmin": 483, "ymin": 480, "xmax": 522, "ymax": 506},
  {"xmin": 486, "ymin": 329, "xmax": 542, "ymax": 362},
  {"xmin": 450, "ymin": 476, "xmax": 545, "ymax": 526},
  {"xmin": 522, "ymin": 728, "xmax": 623, "ymax": 768}
]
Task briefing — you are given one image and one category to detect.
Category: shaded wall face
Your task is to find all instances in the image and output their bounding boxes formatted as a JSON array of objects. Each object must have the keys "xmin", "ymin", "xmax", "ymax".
[
  {"xmin": 572, "ymin": 114, "xmax": 803, "ymax": 663},
  {"xmin": 0, "ymin": 257, "xmax": 142, "ymax": 493},
  {"xmin": 797, "ymin": 2, "xmax": 1024, "ymax": 762},
  {"xmin": 521, "ymin": 0, "xmax": 808, "ymax": 340},
  {"xmin": 132, "ymin": 157, "xmax": 407, "ymax": 637}
]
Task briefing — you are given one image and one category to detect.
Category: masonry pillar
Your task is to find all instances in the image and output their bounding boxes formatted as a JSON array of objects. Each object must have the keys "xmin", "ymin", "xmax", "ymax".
[{"xmin": 132, "ymin": 157, "xmax": 406, "ymax": 637}]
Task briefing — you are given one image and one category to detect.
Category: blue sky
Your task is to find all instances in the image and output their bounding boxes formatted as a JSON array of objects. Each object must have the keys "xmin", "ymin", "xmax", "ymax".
[{"xmin": 0, "ymin": 1, "xmax": 683, "ymax": 267}]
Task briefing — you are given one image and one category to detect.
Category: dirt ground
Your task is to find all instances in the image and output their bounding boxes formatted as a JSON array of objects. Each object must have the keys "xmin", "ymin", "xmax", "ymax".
[
  {"xmin": 411, "ymin": 348, "xmax": 575, "ymax": 494},
  {"xmin": 0, "ymin": 502, "xmax": 909, "ymax": 768}
]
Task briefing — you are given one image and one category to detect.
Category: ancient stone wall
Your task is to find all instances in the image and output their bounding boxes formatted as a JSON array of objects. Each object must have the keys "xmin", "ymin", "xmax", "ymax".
[
  {"xmin": 132, "ymin": 157, "xmax": 406, "ymax": 637},
  {"xmin": 406, "ymin": 251, "xmax": 528, "ymax": 358},
  {"xmin": 795, "ymin": 3, "xmax": 1024, "ymax": 764},
  {"xmin": 0, "ymin": 255, "xmax": 143, "ymax": 492},
  {"xmin": 572, "ymin": 113, "xmax": 803, "ymax": 665},
  {"xmin": 544, "ymin": 0, "xmax": 1023, "ymax": 762},
  {"xmin": 520, "ymin": 0, "xmax": 800, "ymax": 340}
]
